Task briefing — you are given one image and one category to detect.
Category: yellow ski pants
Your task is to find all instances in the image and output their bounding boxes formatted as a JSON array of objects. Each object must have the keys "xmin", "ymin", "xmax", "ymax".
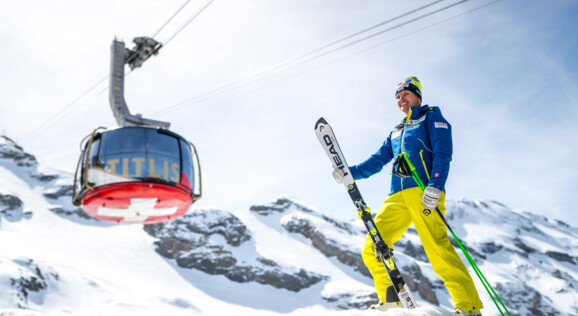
[{"xmin": 361, "ymin": 187, "xmax": 483, "ymax": 312}]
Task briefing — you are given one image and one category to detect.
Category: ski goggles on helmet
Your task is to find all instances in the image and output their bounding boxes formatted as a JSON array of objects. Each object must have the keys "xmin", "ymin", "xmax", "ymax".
[{"xmin": 395, "ymin": 77, "xmax": 422, "ymax": 100}]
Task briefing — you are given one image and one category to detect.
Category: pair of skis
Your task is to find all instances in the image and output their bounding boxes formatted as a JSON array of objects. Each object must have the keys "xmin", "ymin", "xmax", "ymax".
[{"xmin": 314, "ymin": 117, "xmax": 417, "ymax": 309}]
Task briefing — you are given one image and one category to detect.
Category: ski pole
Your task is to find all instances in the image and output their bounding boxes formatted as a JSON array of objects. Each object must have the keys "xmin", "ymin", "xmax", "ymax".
[{"xmin": 395, "ymin": 153, "xmax": 511, "ymax": 316}]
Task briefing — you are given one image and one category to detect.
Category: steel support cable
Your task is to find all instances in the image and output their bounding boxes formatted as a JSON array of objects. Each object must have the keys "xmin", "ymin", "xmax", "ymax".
[
  {"xmin": 48, "ymin": 0, "xmax": 214, "ymax": 126},
  {"xmin": 150, "ymin": 0, "xmax": 452, "ymax": 116},
  {"xmin": 21, "ymin": 0, "xmax": 214, "ymax": 144},
  {"xmin": 21, "ymin": 70, "xmax": 143, "ymax": 144},
  {"xmin": 151, "ymin": 0, "xmax": 472, "ymax": 117},
  {"xmin": 20, "ymin": 75, "xmax": 109, "ymax": 142},
  {"xmin": 152, "ymin": 0, "xmax": 193, "ymax": 38},
  {"xmin": 235, "ymin": 0, "xmax": 446, "ymax": 83},
  {"xmin": 231, "ymin": 0, "xmax": 503, "ymax": 101},
  {"xmin": 163, "ymin": 0, "xmax": 215, "ymax": 46}
]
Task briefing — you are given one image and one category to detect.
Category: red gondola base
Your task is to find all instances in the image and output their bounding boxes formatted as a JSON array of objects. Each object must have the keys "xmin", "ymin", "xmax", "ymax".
[{"xmin": 80, "ymin": 182, "xmax": 193, "ymax": 224}]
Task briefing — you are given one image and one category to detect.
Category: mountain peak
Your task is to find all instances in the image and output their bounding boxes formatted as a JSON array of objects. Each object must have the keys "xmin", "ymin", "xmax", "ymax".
[
  {"xmin": 0, "ymin": 136, "xmax": 37, "ymax": 167},
  {"xmin": 0, "ymin": 137, "xmax": 576, "ymax": 315}
]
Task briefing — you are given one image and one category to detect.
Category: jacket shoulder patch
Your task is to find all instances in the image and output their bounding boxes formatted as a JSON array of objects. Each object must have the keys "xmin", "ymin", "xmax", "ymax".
[{"xmin": 434, "ymin": 122, "xmax": 448, "ymax": 129}]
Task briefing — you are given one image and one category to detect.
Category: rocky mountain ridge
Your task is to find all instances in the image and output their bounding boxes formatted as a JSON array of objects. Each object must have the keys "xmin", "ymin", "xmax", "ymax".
[{"xmin": 0, "ymin": 136, "xmax": 577, "ymax": 315}]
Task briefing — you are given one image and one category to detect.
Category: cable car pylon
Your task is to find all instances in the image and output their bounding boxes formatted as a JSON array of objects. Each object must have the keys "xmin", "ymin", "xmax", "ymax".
[{"xmin": 73, "ymin": 37, "xmax": 202, "ymax": 225}]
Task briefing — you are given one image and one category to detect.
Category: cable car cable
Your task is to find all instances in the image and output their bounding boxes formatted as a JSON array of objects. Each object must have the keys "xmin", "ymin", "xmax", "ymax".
[
  {"xmin": 20, "ymin": 75, "xmax": 109, "ymax": 143},
  {"xmin": 230, "ymin": 0, "xmax": 503, "ymax": 102},
  {"xmin": 21, "ymin": 1, "xmax": 213, "ymax": 144},
  {"xmin": 237, "ymin": 0, "xmax": 446, "ymax": 82},
  {"xmin": 21, "ymin": 70, "xmax": 142, "ymax": 144},
  {"xmin": 163, "ymin": 0, "xmax": 215, "ymax": 46},
  {"xmin": 246, "ymin": 0, "xmax": 471, "ymax": 84},
  {"xmin": 21, "ymin": 0, "xmax": 468, "ymax": 142},
  {"xmin": 149, "ymin": 1, "xmax": 454, "ymax": 116},
  {"xmin": 151, "ymin": 0, "xmax": 473, "ymax": 116},
  {"xmin": 23, "ymin": 0, "xmax": 432, "ymax": 141},
  {"xmin": 152, "ymin": 0, "xmax": 193, "ymax": 38}
]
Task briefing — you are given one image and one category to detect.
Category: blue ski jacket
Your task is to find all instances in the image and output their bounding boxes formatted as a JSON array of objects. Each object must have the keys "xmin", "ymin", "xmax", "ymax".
[{"xmin": 349, "ymin": 105, "xmax": 452, "ymax": 195}]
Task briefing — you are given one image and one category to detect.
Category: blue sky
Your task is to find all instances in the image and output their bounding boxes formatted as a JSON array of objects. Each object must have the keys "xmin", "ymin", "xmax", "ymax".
[{"xmin": 1, "ymin": 0, "xmax": 577, "ymax": 227}]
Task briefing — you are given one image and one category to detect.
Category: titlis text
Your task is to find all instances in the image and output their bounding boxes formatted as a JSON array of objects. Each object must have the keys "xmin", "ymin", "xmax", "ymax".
[{"xmin": 323, "ymin": 135, "xmax": 348, "ymax": 177}]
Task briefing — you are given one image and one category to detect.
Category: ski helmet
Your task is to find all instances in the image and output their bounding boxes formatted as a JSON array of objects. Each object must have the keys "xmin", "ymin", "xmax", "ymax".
[{"xmin": 395, "ymin": 76, "xmax": 422, "ymax": 101}]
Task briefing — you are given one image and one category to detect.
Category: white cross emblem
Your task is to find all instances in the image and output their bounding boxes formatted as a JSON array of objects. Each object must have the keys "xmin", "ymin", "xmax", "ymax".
[{"xmin": 97, "ymin": 198, "xmax": 178, "ymax": 223}]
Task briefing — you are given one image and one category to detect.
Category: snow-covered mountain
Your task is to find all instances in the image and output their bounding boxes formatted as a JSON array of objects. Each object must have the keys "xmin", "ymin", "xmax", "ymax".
[{"xmin": 0, "ymin": 135, "xmax": 576, "ymax": 316}]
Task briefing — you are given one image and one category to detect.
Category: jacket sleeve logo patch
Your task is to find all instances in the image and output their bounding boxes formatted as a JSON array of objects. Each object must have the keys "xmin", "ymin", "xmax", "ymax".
[{"xmin": 434, "ymin": 122, "xmax": 448, "ymax": 129}]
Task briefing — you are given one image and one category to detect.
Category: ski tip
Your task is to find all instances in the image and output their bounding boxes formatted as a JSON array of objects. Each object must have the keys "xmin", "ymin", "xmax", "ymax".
[{"xmin": 314, "ymin": 117, "xmax": 328, "ymax": 130}]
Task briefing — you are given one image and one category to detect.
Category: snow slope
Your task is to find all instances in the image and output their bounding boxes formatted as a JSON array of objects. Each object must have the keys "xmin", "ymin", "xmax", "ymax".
[{"xmin": 0, "ymin": 136, "xmax": 576, "ymax": 316}]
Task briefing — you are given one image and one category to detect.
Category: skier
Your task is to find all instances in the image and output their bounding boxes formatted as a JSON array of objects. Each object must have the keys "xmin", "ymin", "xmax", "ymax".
[{"xmin": 332, "ymin": 76, "xmax": 484, "ymax": 315}]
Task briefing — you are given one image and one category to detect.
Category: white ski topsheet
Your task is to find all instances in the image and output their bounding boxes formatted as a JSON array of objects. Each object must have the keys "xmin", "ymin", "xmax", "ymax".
[{"xmin": 314, "ymin": 117, "xmax": 354, "ymax": 187}]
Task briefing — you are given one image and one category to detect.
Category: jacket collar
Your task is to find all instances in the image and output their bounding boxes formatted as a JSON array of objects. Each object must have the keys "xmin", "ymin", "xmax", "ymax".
[{"xmin": 401, "ymin": 104, "xmax": 430, "ymax": 122}]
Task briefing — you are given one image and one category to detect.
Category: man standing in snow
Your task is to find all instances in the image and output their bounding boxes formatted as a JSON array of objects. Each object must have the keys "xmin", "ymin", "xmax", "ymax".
[{"xmin": 332, "ymin": 76, "xmax": 483, "ymax": 315}]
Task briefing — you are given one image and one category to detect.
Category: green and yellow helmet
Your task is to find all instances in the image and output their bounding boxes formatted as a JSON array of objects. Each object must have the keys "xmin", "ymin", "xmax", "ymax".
[{"xmin": 395, "ymin": 76, "xmax": 422, "ymax": 101}]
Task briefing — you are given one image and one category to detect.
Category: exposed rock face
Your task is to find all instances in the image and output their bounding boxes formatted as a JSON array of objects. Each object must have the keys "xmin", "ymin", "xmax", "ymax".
[
  {"xmin": 0, "ymin": 194, "xmax": 25, "ymax": 223},
  {"xmin": 0, "ymin": 136, "xmax": 37, "ymax": 167},
  {"xmin": 250, "ymin": 197, "xmax": 442, "ymax": 306},
  {"xmin": 284, "ymin": 216, "xmax": 370, "ymax": 276},
  {"xmin": 403, "ymin": 264, "xmax": 439, "ymax": 305},
  {"xmin": 144, "ymin": 208, "xmax": 326, "ymax": 292},
  {"xmin": 0, "ymin": 135, "xmax": 91, "ymax": 223},
  {"xmin": 42, "ymin": 184, "xmax": 93, "ymax": 221},
  {"xmin": 546, "ymin": 251, "xmax": 576, "ymax": 265},
  {"xmin": 251, "ymin": 197, "xmax": 356, "ymax": 232},
  {"xmin": 444, "ymin": 198, "xmax": 578, "ymax": 314},
  {"xmin": 8, "ymin": 259, "xmax": 59, "ymax": 309},
  {"xmin": 251, "ymin": 197, "xmax": 370, "ymax": 277},
  {"xmin": 479, "ymin": 241, "xmax": 504, "ymax": 254},
  {"xmin": 0, "ymin": 133, "xmax": 577, "ymax": 314},
  {"xmin": 42, "ymin": 185, "xmax": 74, "ymax": 200},
  {"xmin": 323, "ymin": 291, "xmax": 378, "ymax": 309},
  {"xmin": 495, "ymin": 283, "xmax": 560, "ymax": 316},
  {"xmin": 396, "ymin": 239, "xmax": 428, "ymax": 262}
]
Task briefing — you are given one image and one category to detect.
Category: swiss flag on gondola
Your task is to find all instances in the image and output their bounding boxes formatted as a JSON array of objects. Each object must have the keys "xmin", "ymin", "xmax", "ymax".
[{"xmin": 81, "ymin": 179, "xmax": 193, "ymax": 225}]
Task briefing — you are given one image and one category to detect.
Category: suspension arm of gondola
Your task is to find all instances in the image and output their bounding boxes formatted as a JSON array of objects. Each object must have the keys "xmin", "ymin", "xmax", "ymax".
[
  {"xmin": 109, "ymin": 38, "xmax": 170, "ymax": 129},
  {"xmin": 189, "ymin": 141, "xmax": 202, "ymax": 201},
  {"xmin": 72, "ymin": 127, "xmax": 107, "ymax": 205}
]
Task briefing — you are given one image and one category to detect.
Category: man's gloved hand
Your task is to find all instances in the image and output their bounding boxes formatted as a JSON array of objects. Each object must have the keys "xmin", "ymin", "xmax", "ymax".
[
  {"xmin": 422, "ymin": 186, "xmax": 442, "ymax": 209},
  {"xmin": 332, "ymin": 168, "xmax": 346, "ymax": 184}
]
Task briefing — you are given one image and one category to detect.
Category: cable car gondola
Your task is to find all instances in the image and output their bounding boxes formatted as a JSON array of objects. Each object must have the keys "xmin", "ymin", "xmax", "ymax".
[{"xmin": 72, "ymin": 38, "xmax": 201, "ymax": 224}]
